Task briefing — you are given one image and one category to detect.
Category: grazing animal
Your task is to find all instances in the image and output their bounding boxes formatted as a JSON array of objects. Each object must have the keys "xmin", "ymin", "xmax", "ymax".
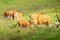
[
  {"xmin": 3, "ymin": 10, "xmax": 23, "ymax": 20},
  {"xmin": 8, "ymin": 10, "xmax": 16, "ymax": 14},
  {"xmin": 17, "ymin": 20, "xmax": 32, "ymax": 28},
  {"xmin": 37, "ymin": 15, "xmax": 50, "ymax": 26},
  {"xmin": 30, "ymin": 13, "xmax": 50, "ymax": 26},
  {"xmin": 7, "ymin": 10, "xmax": 22, "ymax": 19},
  {"xmin": 8, "ymin": 10, "xmax": 17, "ymax": 19},
  {"xmin": 56, "ymin": 14, "xmax": 60, "ymax": 23},
  {"xmin": 30, "ymin": 13, "xmax": 43, "ymax": 24},
  {"xmin": 14, "ymin": 12, "xmax": 22, "ymax": 20}
]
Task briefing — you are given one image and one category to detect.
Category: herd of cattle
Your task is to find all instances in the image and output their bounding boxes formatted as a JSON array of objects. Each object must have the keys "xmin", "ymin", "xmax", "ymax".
[{"xmin": 3, "ymin": 9, "xmax": 60, "ymax": 28}]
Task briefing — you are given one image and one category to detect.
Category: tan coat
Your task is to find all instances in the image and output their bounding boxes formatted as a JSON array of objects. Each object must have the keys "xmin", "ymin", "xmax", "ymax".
[{"xmin": 17, "ymin": 20, "xmax": 31, "ymax": 27}]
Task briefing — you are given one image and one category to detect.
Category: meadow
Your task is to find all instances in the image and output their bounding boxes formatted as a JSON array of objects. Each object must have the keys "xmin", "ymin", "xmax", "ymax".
[{"xmin": 0, "ymin": 0, "xmax": 60, "ymax": 40}]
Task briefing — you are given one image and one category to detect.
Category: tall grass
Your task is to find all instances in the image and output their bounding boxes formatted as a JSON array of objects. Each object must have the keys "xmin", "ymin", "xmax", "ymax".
[{"xmin": 0, "ymin": 0, "xmax": 60, "ymax": 40}]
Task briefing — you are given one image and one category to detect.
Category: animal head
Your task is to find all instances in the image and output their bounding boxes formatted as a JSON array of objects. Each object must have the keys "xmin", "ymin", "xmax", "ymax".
[{"xmin": 4, "ymin": 11, "xmax": 9, "ymax": 17}]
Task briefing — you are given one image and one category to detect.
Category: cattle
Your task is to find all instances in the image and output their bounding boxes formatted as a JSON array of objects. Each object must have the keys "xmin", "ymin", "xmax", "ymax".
[
  {"xmin": 30, "ymin": 13, "xmax": 50, "ymax": 26},
  {"xmin": 30, "ymin": 13, "xmax": 43, "ymax": 24},
  {"xmin": 14, "ymin": 12, "xmax": 22, "ymax": 20},
  {"xmin": 8, "ymin": 10, "xmax": 17, "ymax": 19},
  {"xmin": 56, "ymin": 14, "xmax": 60, "ymax": 23},
  {"xmin": 3, "ymin": 9, "xmax": 23, "ymax": 21},
  {"xmin": 3, "ymin": 10, "xmax": 17, "ymax": 19},
  {"xmin": 8, "ymin": 10, "xmax": 16, "ymax": 14},
  {"xmin": 38, "ymin": 15, "xmax": 50, "ymax": 25},
  {"xmin": 17, "ymin": 20, "xmax": 32, "ymax": 28},
  {"xmin": 4, "ymin": 10, "xmax": 23, "ymax": 19}
]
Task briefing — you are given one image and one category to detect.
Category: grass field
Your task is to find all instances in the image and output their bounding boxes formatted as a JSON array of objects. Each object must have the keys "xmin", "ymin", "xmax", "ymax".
[{"xmin": 0, "ymin": 0, "xmax": 60, "ymax": 40}]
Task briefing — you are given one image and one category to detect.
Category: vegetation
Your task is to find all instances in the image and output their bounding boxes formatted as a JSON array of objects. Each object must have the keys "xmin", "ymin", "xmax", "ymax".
[{"xmin": 0, "ymin": 0, "xmax": 60, "ymax": 40}]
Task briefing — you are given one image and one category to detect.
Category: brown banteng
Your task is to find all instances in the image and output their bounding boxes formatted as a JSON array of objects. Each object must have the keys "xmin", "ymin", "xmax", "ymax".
[
  {"xmin": 30, "ymin": 13, "xmax": 43, "ymax": 24},
  {"xmin": 37, "ymin": 15, "xmax": 50, "ymax": 25},
  {"xmin": 17, "ymin": 20, "xmax": 32, "ymax": 28}
]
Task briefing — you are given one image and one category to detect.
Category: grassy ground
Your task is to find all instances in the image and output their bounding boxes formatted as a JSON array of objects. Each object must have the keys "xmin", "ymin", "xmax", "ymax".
[{"xmin": 0, "ymin": 0, "xmax": 60, "ymax": 40}]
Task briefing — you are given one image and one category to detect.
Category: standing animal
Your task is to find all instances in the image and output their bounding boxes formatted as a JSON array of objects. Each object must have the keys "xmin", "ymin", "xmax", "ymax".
[
  {"xmin": 38, "ymin": 15, "xmax": 50, "ymax": 25},
  {"xmin": 5, "ymin": 10, "xmax": 23, "ymax": 19},
  {"xmin": 3, "ymin": 10, "xmax": 17, "ymax": 19},
  {"xmin": 17, "ymin": 20, "xmax": 32, "ymax": 28},
  {"xmin": 30, "ymin": 13, "xmax": 43, "ymax": 24},
  {"xmin": 30, "ymin": 13, "xmax": 50, "ymax": 26},
  {"xmin": 14, "ymin": 12, "xmax": 22, "ymax": 20},
  {"xmin": 3, "ymin": 10, "xmax": 23, "ymax": 20},
  {"xmin": 8, "ymin": 10, "xmax": 17, "ymax": 19}
]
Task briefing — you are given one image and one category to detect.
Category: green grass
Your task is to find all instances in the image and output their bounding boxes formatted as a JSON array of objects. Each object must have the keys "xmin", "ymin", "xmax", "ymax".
[{"xmin": 0, "ymin": 0, "xmax": 60, "ymax": 40}]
